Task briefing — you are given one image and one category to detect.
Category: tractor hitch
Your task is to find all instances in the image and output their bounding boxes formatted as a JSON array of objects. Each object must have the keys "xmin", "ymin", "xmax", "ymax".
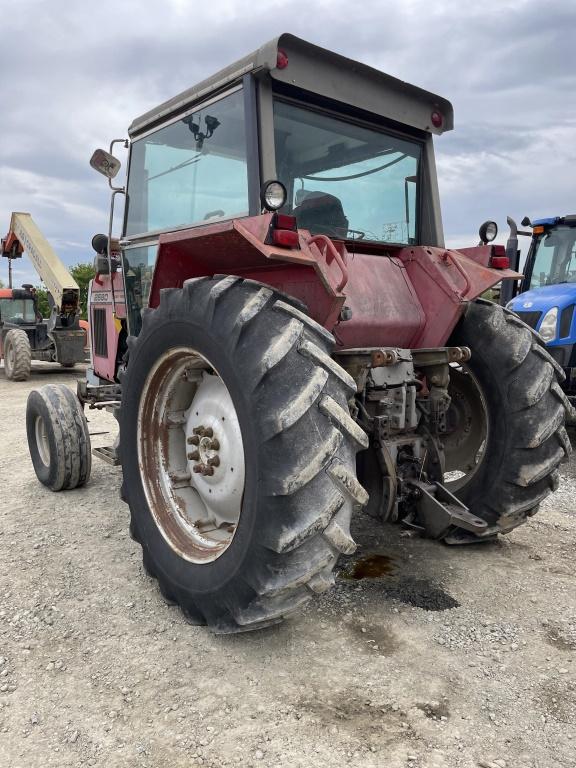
[{"xmin": 405, "ymin": 478, "xmax": 490, "ymax": 542}]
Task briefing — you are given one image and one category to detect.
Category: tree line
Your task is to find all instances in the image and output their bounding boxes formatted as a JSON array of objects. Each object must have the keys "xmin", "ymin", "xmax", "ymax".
[{"xmin": 33, "ymin": 263, "xmax": 95, "ymax": 320}]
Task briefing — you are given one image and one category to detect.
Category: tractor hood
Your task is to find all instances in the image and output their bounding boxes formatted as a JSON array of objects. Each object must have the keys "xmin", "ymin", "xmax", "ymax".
[{"xmin": 509, "ymin": 283, "xmax": 576, "ymax": 313}]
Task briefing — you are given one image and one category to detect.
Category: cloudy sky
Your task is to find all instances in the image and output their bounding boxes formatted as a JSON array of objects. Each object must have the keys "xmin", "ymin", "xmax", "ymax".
[{"xmin": 1, "ymin": 0, "xmax": 575, "ymax": 287}]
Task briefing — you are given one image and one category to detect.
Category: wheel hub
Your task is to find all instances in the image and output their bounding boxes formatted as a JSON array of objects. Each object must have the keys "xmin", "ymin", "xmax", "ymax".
[
  {"xmin": 35, "ymin": 415, "xmax": 50, "ymax": 466},
  {"xmin": 187, "ymin": 427, "xmax": 221, "ymax": 475},
  {"xmin": 183, "ymin": 374, "xmax": 245, "ymax": 528},
  {"xmin": 137, "ymin": 348, "xmax": 246, "ymax": 563}
]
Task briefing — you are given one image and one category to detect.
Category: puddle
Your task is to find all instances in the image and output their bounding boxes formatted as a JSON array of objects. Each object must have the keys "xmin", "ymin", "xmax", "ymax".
[
  {"xmin": 341, "ymin": 553, "xmax": 459, "ymax": 612},
  {"xmin": 343, "ymin": 554, "xmax": 396, "ymax": 580}
]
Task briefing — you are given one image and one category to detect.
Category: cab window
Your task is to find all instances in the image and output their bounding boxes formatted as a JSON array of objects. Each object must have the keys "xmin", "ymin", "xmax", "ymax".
[{"xmin": 125, "ymin": 89, "xmax": 249, "ymax": 237}]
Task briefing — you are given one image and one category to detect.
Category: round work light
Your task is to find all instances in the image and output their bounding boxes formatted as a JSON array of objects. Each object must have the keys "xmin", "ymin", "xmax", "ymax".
[
  {"xmin": 479, "ymin": 220, "xmax": 498, "ymax": 243},
  {"xmin": 261, "ymin": 180, "xmax": 287, "ymax": 211}
]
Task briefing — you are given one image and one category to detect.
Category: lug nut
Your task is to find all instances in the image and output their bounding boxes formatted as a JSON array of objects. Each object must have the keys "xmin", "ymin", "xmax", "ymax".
[
  {"xmin": 187, "ymin": 450, "xmax": 200, "ymax": 461},
  {"xmin": 187, "ymin": 435, "xmax": 200, "ymax": 445},
  {"xmin": 192, "ymin": 464, "xmax": 204, "ymax": 474},
  {"xmin": 209, "ymin": 438, "xmax": 220, "ymax": 450},
  {"xmin": 193, "ymin": 426, "xmax": 205, "ymax": 436},
  {"xmin": 207, "ymin": 456, "xmax": 220, "ymax": 468},
  {"xmin": 203, "ymin": 427, "xmax": 213, "ymax": 438},
  {"xmin": 200, "ymin": 465, "xmax": 214, "ymax": 476}
]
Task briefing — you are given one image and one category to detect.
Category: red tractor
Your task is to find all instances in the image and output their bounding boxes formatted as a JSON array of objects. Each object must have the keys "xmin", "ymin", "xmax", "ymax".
[{"xmin": 26, "ymin": 35, "xmax": 570, "ymax": 633}]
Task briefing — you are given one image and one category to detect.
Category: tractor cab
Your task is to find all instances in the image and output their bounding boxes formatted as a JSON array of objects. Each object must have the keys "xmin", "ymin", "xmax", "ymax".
[
  {"xmin": 520, "ymin": 215, "xmax": 576, "ymax": 293},
  {"xmin": 0, "ymin": 287, "xmax": 37, "ymax": 327},
  {"xmin": 89, "ymin": 34, "xmax": 455, "ymax": 351},
  {"xmin": 507, "ymin": 214, "xmax": 576, "ymax": 402}
]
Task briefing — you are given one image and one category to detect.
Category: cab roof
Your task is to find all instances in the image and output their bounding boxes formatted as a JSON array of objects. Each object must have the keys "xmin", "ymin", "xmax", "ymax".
[
  {"xmin": 532, "ymin": 215, "xmax": 576, "ymax": 228},
  {"xmin": 129, "ymin": 33, "xmax": 454, "ymax": 138}
]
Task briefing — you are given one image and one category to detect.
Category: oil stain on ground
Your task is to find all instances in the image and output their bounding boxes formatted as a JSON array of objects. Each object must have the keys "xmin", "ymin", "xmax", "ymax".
[
  {"xmin": 344, "ymin": 553, "xmax": 396, "ymax": 580},
  {"xmin": 341, "ymin": 552, "xmax": 460, "ymax": 612},
  {"xmin": 380, "ymin": 578, "xmax": 460, "ymax": 611}
]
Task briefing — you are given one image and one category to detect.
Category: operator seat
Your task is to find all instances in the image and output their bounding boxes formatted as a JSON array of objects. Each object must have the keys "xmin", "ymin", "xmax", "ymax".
[{"xmin": 292, "ymin": 191, "xmax": 349, "ymax": 239}]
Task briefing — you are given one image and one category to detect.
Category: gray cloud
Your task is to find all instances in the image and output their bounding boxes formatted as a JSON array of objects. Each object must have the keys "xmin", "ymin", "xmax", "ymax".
[{"xmin": 0, "ymin": 0, "xmax": 574, "ymax": 284}]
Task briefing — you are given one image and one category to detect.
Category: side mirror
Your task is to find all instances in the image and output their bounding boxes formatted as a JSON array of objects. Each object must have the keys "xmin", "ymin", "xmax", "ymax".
[
  {"xmin": 521, "ymin": 215, "xmax": 532, "ymax": 227},
  {"xmin": 90, "ymin": 148, "xmax": 121, "ymax": 179},
  {"xmin": 91, "ymin": 233, "xmax": 109, "ymax": 254}
]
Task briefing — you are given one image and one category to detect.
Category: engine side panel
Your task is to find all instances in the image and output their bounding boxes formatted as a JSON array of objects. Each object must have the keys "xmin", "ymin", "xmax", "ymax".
[{"xmin": 89, "ymin": 273, "xmax": 125, "ymax": 382}]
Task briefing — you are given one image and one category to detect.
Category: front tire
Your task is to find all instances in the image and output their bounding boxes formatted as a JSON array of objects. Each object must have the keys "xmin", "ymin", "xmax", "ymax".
[
  {"xmin": 119, "ymin": 276, "xmax": 368, "ymax": 633},
  {"xmin": 4, "ymin": 329, "xmax": 31, "ymax": 381},
  {"xmin": 26, "ymin": 384, "xmax": 92, "ymax": 491},
  {"xmin": 444, "ymin": 300, "xmax": 570, "ymax": 534}
]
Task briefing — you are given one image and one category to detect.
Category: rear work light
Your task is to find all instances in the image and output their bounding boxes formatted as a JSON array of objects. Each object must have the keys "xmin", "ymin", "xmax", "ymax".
[
  {"xmin": 271, "ymin": 213, "xmax": 299, "ymax": 248},
  {"xmin": 275, "ymin": 213, "xmax": 296, "ymax": 230},
  {"xmin": 277, "ymin": 49, "xmax": 289, "ymax": 69},
  {"xmin": 489, "ymin": 244, "xmax": 509, "ymax": 269},
  {"xmin": 272, "ymin": 229, "xmax": 299, "ymax": 247},
  {"xmin": 431, "ymin": 111, "xmax": 443, "ymax": 128}
]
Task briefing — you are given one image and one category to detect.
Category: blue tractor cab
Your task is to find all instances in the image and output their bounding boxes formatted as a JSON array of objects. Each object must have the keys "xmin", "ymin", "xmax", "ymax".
[{"xmin": 507, "ymin": 214, "xmax": 576, "ymax": 404}]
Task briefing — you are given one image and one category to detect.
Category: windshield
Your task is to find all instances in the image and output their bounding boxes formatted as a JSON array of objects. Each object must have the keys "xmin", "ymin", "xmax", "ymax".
[
  {"xmin": 529, "ymin": 225, "xmax": 576, "ymax": 289},
  {"xmin": 125, "ymin": 88, "xmax": 249, "ymax": 237},
  {"xmin": 273, "ymin": 100, "xmax": 421, "ymax": 244},
  {"xmin": 0, "ymin": 298, "xmax": 35, "ymax": 324}
]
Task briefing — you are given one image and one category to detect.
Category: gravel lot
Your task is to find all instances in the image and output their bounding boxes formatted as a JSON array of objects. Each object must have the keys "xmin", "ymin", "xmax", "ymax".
[{"xmin": 0, "ymin": 364, "xmax": 574, "ymax": 768}]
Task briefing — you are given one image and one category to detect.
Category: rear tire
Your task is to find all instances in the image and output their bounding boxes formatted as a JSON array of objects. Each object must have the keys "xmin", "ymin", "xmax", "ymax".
[
  {"xmin": 26, "ymin": 384, "xmax": 92, "ymax": 491},
  {"xmin": 4, "ymin": 329, "xmax": 31, "ymax": 381},
  {"xmin": 445, "ymin": 300, "xmax": 570, "ymax": 534},
  {"xmin": 119, "ymin": 276, "xmax": 368, "ymax": 633}
]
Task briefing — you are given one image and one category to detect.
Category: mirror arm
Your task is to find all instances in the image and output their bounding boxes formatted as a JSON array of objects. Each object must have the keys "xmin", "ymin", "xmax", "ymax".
[
  {"xmin": 108, "ymin": 139, "xmax": 130, "ymax": 191},
  {"xmin": 107, "ymin": 189, "xmax": 126, "ymax": 317}
]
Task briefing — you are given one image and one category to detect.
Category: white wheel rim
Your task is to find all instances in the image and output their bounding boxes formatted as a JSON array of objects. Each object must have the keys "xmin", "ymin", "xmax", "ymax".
[
  {"xmin": 137, "ymin": 347, "xmax": 245, "ymax": 563},
  {"xmin": 443, "ymin": 364, "xmax": 489, "ymax": 490},
  {"xmin": 35, "ymin": 415, "xmax": 50, "ymax": 466}
]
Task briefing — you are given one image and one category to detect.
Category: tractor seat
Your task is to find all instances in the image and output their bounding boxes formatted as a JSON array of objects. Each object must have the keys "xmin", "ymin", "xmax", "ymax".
[{"xmin": 292, "ymin": 191, "xmax": 349, "ymax": 238}]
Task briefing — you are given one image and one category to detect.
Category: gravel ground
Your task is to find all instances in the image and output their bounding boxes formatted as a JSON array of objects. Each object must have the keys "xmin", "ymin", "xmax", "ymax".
[{"xmin": 0, "ymin": 363, "xmax": 574, "ymax": 768}]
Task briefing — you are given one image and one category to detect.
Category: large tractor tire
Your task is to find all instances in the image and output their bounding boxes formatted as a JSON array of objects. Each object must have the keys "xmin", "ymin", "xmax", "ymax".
[
  {"xmin": 444, "ymin": 300, "xmax": 570, "ymax": 536},
  {"xmin": 4, "ymin": 329, "xmax": 32, "ymax": 381},
  {"xmin": 119, "ymin": 276, "xmax": 368, "ymax": 633},
  {"xmin": 26, "ymin": 384, "xmax": 92, "ymax": 491}
]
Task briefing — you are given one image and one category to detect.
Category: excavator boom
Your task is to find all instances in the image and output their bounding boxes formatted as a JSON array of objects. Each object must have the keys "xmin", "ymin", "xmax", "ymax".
[{"xmin": 1, "ymin": 212, "xmax": 80, "ymax": 314}]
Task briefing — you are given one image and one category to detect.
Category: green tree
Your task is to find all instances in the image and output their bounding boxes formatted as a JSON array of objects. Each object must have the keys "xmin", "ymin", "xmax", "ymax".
[
  {"xmin": 34, "ymin": 286, "xmax": 50, "ymax": 318},
  {"xmin": 31, "ymin": 263, "xmax": 95, "ymax": 320},
  {"xmin": 70, "ymin": 263, "xmax": 95, "ymax": 320}
]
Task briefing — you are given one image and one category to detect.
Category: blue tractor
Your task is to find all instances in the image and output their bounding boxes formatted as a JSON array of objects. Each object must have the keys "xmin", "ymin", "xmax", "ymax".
[{"xmin": 505, "ymin": 214, "xmax": 576, "ymax": 409}]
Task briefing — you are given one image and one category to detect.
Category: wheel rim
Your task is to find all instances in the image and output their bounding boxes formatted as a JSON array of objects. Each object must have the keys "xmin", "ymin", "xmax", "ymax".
[
  {"xmin": 35, "ymin": 415, "xmax": 50, "ymax": 466},
  {"xmin": 443, "ymin": 364, "xmax": 489, "ymax": 492},
  {"xmin": 137, "ymin": 347, "xmax": 245, "ymax": 564}
]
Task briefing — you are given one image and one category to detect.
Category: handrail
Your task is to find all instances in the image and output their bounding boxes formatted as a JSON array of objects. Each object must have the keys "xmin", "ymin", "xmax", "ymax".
[
  {"xmin": 305, "ymin": 234, "xmax": 348, "ymax": 293},
  {"xmin": 443, "ymin": 250, "xmax": 471, "ymax": 297}
]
